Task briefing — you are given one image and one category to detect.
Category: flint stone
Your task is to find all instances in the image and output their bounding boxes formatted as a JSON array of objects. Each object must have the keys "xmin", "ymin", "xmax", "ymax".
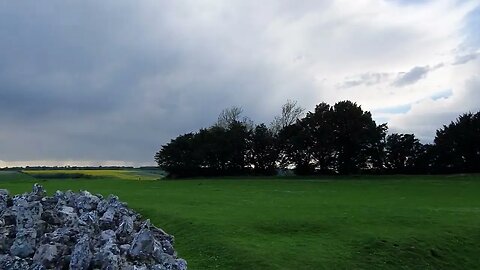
[
  {"xmin": 117, "ymin": 215, "xmax": 134, "ymax": 236},
  {"xmin": 0, "ymin": 189, "xmax": 9, "ymax": 214},
  {"xmin": 39, "ymin": 196, "xmax": 58, "ymax": 210},
  {"xmin": 40, "ymin": 209, "xmax": 61, "ymax": 225},
  {"xmin": 70, "ymin": 235, "xmax": 92, "ymax": 270},
  {"xmin": 35, "ymin": 219, "xmax": 48, "ymax": 237},
  {"xmin": 129, "ymin": 221, "xmax": 155, "ymax": 259},
  {"xmin": 96, "ymin": 239, "xmax": 121, "ymax": 270},
  {"xmin": 13, "ymin": 199, "xmax": 43, "ymax": 230},
  {"xmin": 97, "ymin": 195, "xmax": 120, "ymax": 214},
  {"xmin": 31, "ymin": 184, "xmax": 46, "ymax": 200},
  {"xmin": 0, "ymin": 225, "xmax": 16, "ymax": 252},
  {"xmin": 152, "ymin": 252, "xmax": 187, "ymax": 270},
  {"xmin": 79, "ymin": 211, "xmax": 99, "ymax": 231},
  {"xmin": 1, "ymin": 209, "xmax": 16, "ymax": 226},
  {"xmin": 75, "ymin": 191, "xmax": 100, "ymax": 212},
  {"xmin": 0, "ymin": 184, "xmax": 187, "ymax": 269},
  {"xmin": 30, "ymin": 265, "xmax": 47, "ymax": 270},
  {"xmin": 56, "ymin": 205, "xmax": 78, "ymax": 226},
  {"xmin": 100, "ymin": 229, "xmax": 116, "ymax": 243},
  {"xmin": 32, "ymin": 244, "xmax": 61, "ymax": 267},
  {"xmin": 99, "ymin": 207, "xmax": 117, "ymax": 230},
  {"xmin": 10, "ymin": 228, "xmax": 37, "ymax": 258},
  {"xmin": 116, "ymin": 215, "xmax": 134, "ymax": 243},
  {"xmin": 44, "ymin": 227, "xmax": 76, "ymax": 244},
  {"xmin": 119, "ymin": 244, "xmax": 131, "ymax": 255},
  {"xmin": 0, "ymin": 254, "xmax": 30, "ymax": 270}
]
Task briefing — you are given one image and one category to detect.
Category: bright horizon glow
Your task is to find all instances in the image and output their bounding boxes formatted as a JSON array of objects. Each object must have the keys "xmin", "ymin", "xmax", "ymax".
[{"xmin": 0, "ymin": 160, "xmax": 153, "ymax": 169}]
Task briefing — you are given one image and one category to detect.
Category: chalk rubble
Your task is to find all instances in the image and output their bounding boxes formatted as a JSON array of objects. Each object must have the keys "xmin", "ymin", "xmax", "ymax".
[{"xmin": 0, "ymin": 184, "xmax": 187, "ymax": 270}]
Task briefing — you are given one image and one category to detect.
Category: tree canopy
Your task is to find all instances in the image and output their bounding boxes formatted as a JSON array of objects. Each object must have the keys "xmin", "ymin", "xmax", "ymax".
[
  {"xmin": 433, "ymin": 112, "xmax": 480, "ymax": 173},
  {"xmin": 155, "ymin": 101, "xmax": 480, "ymax": 177}
]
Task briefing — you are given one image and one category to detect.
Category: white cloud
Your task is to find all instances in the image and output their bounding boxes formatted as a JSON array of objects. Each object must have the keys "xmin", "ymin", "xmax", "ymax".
[{"xmin": 388, "ymin": 73, "xmax": 480, "ymax": 142}]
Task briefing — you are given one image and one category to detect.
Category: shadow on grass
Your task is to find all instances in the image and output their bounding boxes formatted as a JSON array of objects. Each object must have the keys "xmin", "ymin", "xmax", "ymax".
[
  {"xmin": 351, "ymin": 230, "xmax": 480, "ymax": 269},
  {"xmin": 255, "ymin": 220, "xmax": 332, "ymax": 235}
]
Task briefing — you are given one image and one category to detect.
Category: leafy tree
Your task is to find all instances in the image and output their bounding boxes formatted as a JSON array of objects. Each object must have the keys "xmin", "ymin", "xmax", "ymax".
[
  {"xmin": 413, "ymin": 143, "xmax": 436, "ymax": 174},
  {"xmin": 195, "ymin": 126, "xmax": 230, "ymax": 174},
  {"xmin": 270, "ymin": 101, "xmax": 386, "ymax": 175},
  {"xmin": 385, "ymin": 133, "xmax": 423, "ymax": 173},
  {"xmin": 154, "ymin": 133, "xmax": 198, "ymax": 177},
  {"xmin": 302, "ymin": 103, "xmax": 335, "ymax": 173},
  {"xmin": 433, "ymin": 112, "xmax": 480, "ymax": 173},
  {"xmin": 224, "ymin": 121, "xmax": 252, "ymax": 174},
  {"xmin": 156, "ymin": 101, "xmax": 480, "ymax": 177},
  {"xmin": 367, "ymin": 124, "xmax": 388, "ymax": 172},
  {"xmin": 277, "ymin": 122, "xmax": 315, "ymax": 175},
  {"xmin": 329, "ymin": 101, "xmax": 386, "ymax": 174},
  {"xmin": 248, "ymin": 124, "xmax": 279, "ymax": 175}
]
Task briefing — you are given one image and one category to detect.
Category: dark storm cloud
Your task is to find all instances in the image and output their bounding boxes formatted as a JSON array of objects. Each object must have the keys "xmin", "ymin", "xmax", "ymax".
[
  {"xmin": 0, "ymin": 1, "xmax": 319, "ymax": 164},
  {"xmin": 0, "ymin": 1, "xmax": 477, "ymax": 165}
]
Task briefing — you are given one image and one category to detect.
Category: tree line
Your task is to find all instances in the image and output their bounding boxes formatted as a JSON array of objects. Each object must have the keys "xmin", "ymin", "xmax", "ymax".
[{"xmin": 155, "ymin": 100, "xmax": 480, "ymax": 177}]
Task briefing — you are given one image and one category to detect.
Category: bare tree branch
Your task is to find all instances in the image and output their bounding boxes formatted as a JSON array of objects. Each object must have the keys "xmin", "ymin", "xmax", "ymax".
[{"xmin": 270, "ymin": 100, "xmax": 305, "ymax": 133}]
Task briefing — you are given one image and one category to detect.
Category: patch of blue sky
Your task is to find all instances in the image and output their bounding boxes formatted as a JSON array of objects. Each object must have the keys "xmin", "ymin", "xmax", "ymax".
[
  {"xmin": 463, "ymin": 5, "xmax": 480, "ymax": 49},
  {"xmin": 430, "ymin": 89, "xmax": 453, "ymax": 101},
  {"xmin": 387, "ymin": 0, "xmax": 430, "ymax": 5},
  {"xmin": 373, "ymin": 116, "xmax": 389, "ymax": 124},
  {"xmin": 373, "ymin": 104, "xmax": 412, "ymax": 114}
]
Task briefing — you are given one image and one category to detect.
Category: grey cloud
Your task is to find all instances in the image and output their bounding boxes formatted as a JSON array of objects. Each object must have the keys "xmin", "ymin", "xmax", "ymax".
[
  {"xmin": 452, "ymin": 52, "xmax": 479, "ymax": 65},
  {"xmin": 392, "ymin": 63, "xmax": 444, "ymax": 87},
  {"xmin": 0, "ymin": 0, "xmax": 322, "ymax": 164},
  {"xmin": 0, "ymin": 0, "xmax": 476, "ymax": 165},
  {"xmin": 389, "ymin": 76, "xmax": 480, "ymax": 142},
  {"xmin": 340, "ymin": 72, "xmax": 392, "ymax": 88},
  {"xmin": 392, "ymin": 66, "xmax": 429, "ymax": 87},
  {"xmin": 343, "ymin": 62, "xmax": 444, "ymax": 89}
]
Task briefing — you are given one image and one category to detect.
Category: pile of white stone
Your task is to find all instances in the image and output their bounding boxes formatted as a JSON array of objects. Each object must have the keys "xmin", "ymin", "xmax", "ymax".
[{"xmin": 0, "ymin": 184, "xmax": 187, "ymax": 270}]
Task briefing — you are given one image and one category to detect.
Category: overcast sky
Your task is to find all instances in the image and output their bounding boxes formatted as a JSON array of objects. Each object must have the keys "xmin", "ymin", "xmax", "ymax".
[{"xmin": 0, "ymin": 0, "xmax": 479, "ymax": 167}]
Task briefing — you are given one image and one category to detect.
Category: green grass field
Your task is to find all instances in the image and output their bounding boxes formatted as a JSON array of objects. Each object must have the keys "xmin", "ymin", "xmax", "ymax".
[{"xmin": 1, "ymin": 170, "xmax": 480, "ymax": 269}]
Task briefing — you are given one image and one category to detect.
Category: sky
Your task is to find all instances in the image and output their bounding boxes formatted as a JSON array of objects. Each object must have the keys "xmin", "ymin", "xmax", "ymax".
[{"xmin": 0, "ymin": 0, "xmax": 479, "ymax": 167}]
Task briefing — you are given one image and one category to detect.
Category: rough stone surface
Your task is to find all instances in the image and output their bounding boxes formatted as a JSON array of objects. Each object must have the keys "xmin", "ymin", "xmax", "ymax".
[{"xmin": 0, "ymin": 184, "xmax": 187, "ymax": 270}]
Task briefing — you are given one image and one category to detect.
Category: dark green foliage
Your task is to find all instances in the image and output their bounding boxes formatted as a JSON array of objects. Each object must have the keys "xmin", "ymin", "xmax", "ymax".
[
  {"xmin": 155, "ymin": 121, "xmax": 253, "ymax": 177},
  {"xmin": 154, "ymin": 133, "xmax": 199, "ymax": 177},
  {"xmin": 278, "ymin": 101, "xmax": 386, "ymax": 174},
  {"xmin": 277, "ymin": 122, "xmax": 316, "ymax": 175},
  {"xmin": 385, "ymin": 133, "xmax": 424, "ymax": 173},
  {"xmin": 248, "ymin": 124, "xmax": 279, "ymax": 175},
  {"xmin": 433, "ymin": 112, "xmax": 480, "ymax": 173},
  {"xmin": 329, "ymin": 101, "xmax": 387, "ymax": 174},
  {"xmin": 414, "ymin": 144, "xmax": 436, "ymax": 173},
  {"xmin": 156, "ymin": 101, "xmax": 480, "ymax": 177},
  {"xmin": 302, "ymin": 103, "xmax": 335, "ymax": 173}
]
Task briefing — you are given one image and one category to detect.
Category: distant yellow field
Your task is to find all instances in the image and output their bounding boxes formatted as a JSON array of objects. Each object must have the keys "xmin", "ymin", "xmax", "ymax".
[{"xmin": 22, "ymin": 169, "xmax": 164, "ymax": 180}]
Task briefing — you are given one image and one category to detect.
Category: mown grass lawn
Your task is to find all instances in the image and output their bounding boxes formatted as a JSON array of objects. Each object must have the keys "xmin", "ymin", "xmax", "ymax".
[{"xmin": 1, "ymin": 171, "xmax": 480, "ymax": 269}]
